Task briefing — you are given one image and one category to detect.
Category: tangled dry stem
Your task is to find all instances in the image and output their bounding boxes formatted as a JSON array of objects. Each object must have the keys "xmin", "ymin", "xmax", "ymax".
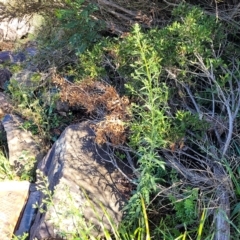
[
  {"xmin": 1, "ymin": 0, "xmax": 239, "ymax": 37},
  {"xmin": 0, "ymin": 0, "xmax": 171, "ymax": 34},
  {"xmin": 164, "ymin": 51, "xmax": 240, "ymax": 240}
]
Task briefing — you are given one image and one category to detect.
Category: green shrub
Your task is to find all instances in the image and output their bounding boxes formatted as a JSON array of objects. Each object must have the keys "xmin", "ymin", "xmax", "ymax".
[
  {"xmin": 92, "ymin": 4, "xmax": 232, "ymax": 238},
  {"xmin": 30, "ymin": 0, "xmax": 105, "ymax": 71},
  {"xmin": 118, "ymin": 5, "xmax": 217, "ymax": 225},
  {"xmin": 55, "ymin": 0, "xmax": 103, "ymax": 54},
  {"xmin": 169, "ymin": 188, "xmax": 198, "ymax": 225},
  {"xmin": 0, "ymin": 150, "xmax": 15, "ymax": 180}
]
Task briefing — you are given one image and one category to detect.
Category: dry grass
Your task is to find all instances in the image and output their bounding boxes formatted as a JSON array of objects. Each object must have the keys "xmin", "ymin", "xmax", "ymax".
[
  {"xmin": 53, "ymin": 75, "xmax": 130, "ymax": 145},
  {"xmin": 0, "ymin": 0, "xmax": 171, "ymax": 35},
  {"xmin": 0, "ymin": 0, "xmax": 240, "ymax": 36},
  {"xmin": 0, "ymin": 41, "xmax": 15, "ymax": 51}
]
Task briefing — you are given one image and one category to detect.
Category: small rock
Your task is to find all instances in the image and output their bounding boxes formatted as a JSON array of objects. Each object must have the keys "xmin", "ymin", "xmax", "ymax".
[
  {"xmin": 0, "ymin": 68, "xmax": 12, "ymax": 89},
  {"xmin": 2, "ymin": 114, "xmax": 42, "ymax": 168},
  {"xmin": 0, "ymin": 51, "xmax": 11, "ymax": 63},
  {"xmin": 0, "ymin": 92, "xmax": 13, "ymax": 115},
  {"xmin": 56, "ymin": 100, "xmax": 69, "ymax": 115},
  {"xmin": 10, "ymin": 69, "xmax": 50, "ymax": 91},
  {"xmin": 0, "ymin": 48, "xmax": 37, "ymax": 64}
]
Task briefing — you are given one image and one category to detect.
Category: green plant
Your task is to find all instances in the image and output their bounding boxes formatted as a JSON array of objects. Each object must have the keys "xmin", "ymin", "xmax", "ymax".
[
  {"xmin": 77, "ymin": 39, "xmax": 109, "ymax": 79},
  {"xmin": 16, "ymin": 151, "xmax": 37, "ymax": 182},
  {"xmin": 169, "ymin": 188, "xmax": 198, "ymax": 225},
  {"xmin": 0, "ymin": 150, "xmax": 15, "ymax": 180},
  {"xmin": 0, "ymin": 150, "xmax": 37, "ymax": 181},
  {"xmin": 11, "ymin": 233, "xmax": 29, "ymax": 240},
  {"xmin": 123, "ymin": 24, "xmax": 169, "ymax": 209},
  {"xmin": 8, "ymin": 78, "xmax": 45, "ymax": 135},
  {"xmin": 7, "ymin": 78, "xmax": 70, "ymax": 143},
  {"xmin": 55, "ymin": 0, "xmax": 103, "ymax": 54},
  {"xmin": 197, "ymin": 208, "xmax": 208, "ymax": 240},
  {"xmin": 28, "ymin": 0, "xmax": 105, "ymax": 71},
  {"xmin": 117, "ymin": 17, "xmax": 208, "ymax": 228}
]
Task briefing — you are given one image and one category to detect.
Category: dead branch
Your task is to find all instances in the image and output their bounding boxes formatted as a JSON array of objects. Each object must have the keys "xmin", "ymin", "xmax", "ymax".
[
  {"xmin": 163, "ymin": 152, "xmax": 214, "ymax": 187},
  {"xmin": 98, "ymin": 0, "xmax": 137, "ymax": 17}
]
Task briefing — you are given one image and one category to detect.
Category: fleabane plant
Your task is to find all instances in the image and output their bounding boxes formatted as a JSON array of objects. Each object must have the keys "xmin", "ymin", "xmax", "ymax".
[{"xmin": 124, "ymin": 24, "xmax": 170, "ymax": 212}]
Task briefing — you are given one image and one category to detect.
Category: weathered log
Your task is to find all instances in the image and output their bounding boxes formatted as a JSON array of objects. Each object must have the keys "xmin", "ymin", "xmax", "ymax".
[{"xmin": 214, "ymin": 188, "xmax": 230, "ymax": 240}]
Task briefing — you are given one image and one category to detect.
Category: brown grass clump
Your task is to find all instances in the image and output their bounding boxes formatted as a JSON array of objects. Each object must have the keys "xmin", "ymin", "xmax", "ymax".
[
  {"xmin": 0, "ymin": 41, "xmax": 15, "ymax": 51},
  {"xmin": 52, "ymin": 75, "xmax": 130, "ymax": 145}
]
